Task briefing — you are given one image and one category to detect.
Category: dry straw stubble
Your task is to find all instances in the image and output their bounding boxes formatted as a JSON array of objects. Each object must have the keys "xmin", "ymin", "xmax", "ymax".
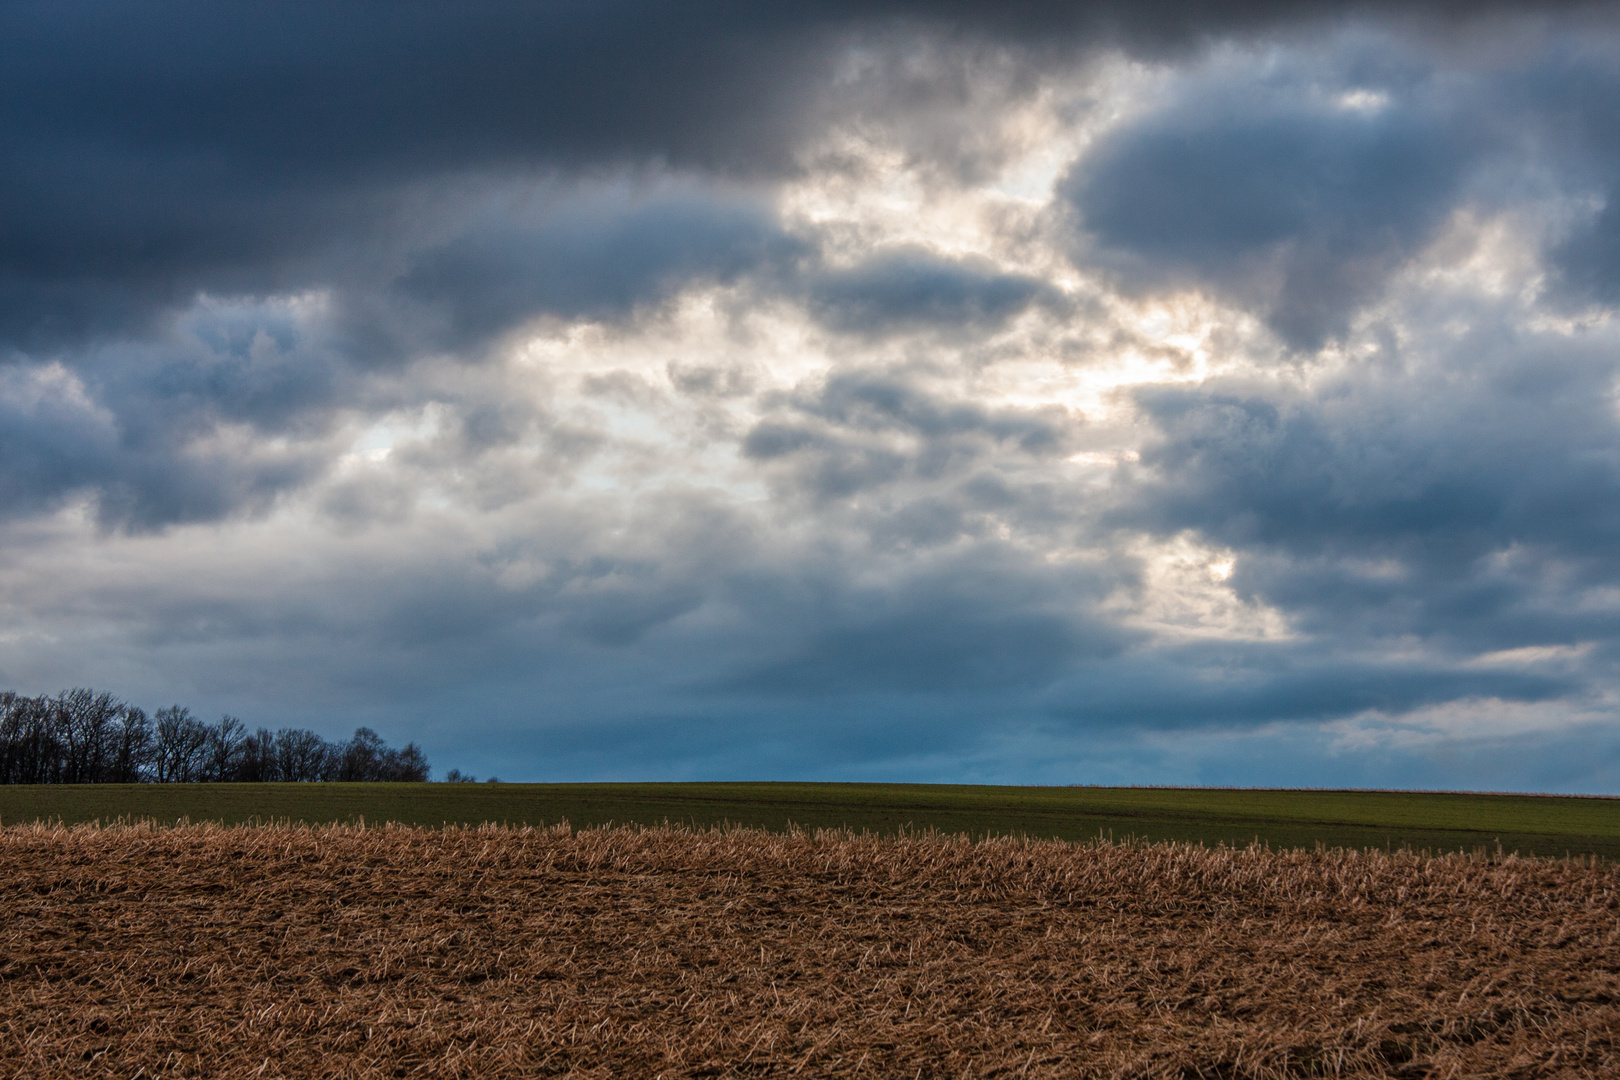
[{"xmin": 0, "ymin": 821, "xmax": 1617, "ymax": 1078}]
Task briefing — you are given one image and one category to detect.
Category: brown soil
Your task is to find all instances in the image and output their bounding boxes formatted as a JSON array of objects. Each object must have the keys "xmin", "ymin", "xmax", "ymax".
[{"xmin": 1, "ymin": 822, "xmax": 1616, "ymax": 1078}]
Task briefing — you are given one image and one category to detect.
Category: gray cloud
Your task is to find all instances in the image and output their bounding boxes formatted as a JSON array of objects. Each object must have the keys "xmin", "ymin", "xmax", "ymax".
[
  {"xmin": 0, "ymin": 301, "xmax": 348, "ymax": 529},
  {"xmin": 395, "ymin": 193, "xmax": 804, "ymax": 349},
  {"xmin": 744, "ymin": 369, "xmax": 1078, "ymax": 511},
  {"xmin": 717, "ymin": 550, "xmax": 1128, "ymax": 696},
  {"xmin": 804, "ymin": 248, "xmax": 1051, "ymax": 335},
  {"xmin": 1527, "ymin": 55, "xmax": 1620, "ymax": 303},
  {"xmin": 5, "ymin": 3, "xmax": 1620, "ymax": 791},
  {"xmin": 1110, "ymin": 306, "xmax": 1620, "ymax": 665},
  {"xmin": 1044, "ymin": 647, "xmax": 1574, "ymax": 730},
  {"xmin": 1064, "ymin": 45, "xmax": 1483, "ymax": 347},
  {"xmin": 2, "ymin": 0, "xmax": 1592, "ymax": 352}
]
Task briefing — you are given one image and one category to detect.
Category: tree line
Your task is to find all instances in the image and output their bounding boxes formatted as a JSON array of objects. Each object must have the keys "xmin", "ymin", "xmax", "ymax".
[{"xmin": 0, "ymin": 688, "xmax": 429, "ymax": 784}]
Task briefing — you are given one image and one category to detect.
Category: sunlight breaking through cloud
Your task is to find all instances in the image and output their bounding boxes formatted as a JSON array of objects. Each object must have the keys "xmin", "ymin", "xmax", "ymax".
[{"xmin": 3, "ymin": 3, "xmax": 1620, "ymax": 787}]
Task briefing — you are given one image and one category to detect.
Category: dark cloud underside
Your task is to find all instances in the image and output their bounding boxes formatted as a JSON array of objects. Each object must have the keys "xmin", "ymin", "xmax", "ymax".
[{"xmin": 2, "ymin": 1, "xmax": 1620, "ymax": 789}]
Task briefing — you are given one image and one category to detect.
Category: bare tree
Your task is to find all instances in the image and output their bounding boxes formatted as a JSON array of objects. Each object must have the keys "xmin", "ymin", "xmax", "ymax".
[
  {"xmin": 274, "ymin": 728, "xmax": 331, "ymax": 782},
  {"xmin": 235, "ymin": 727, "xmax": 280, "ymax": 782},
  {"xmin": 109, "ymin": 707, "xmax": 154, "ymax": 783},
  {"xmin": 337, "ymin": 727, "xmax": 386, "ymax": 781},
  {"xmin": 0, "ymin": 694, "xmax": 56, "ymax": 784},
  {"xmin": 153, "ymin": 706, "xmax": 210, "ymax": 783},
  {"xmin": 57, "ymin": 689, "xmax": 121, "ymax": 783},
  {"xmin": 2, "ymin": 688, "xmax": 429, "ymax": 784},
  {"xmin": 203, "ymin": 715, "xmax": 245, "ymax": 782},
  {"xmin": 387, "ymin": 742, "xmax": 431, "ymax": 782}
]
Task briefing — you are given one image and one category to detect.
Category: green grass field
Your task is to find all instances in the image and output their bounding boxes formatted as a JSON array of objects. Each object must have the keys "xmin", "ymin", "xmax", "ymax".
[{"xmin": 2, "ymin": 781, "xmax": 1618, "ymax": 858}]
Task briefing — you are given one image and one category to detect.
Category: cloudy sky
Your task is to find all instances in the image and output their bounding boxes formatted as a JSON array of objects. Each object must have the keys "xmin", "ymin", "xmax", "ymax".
[{"xmin": 7, "ymin": 1, "xmax": 1620, "ymax": 789}]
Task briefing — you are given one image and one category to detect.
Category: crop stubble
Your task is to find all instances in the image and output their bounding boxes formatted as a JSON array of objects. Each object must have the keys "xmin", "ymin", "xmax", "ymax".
[{"xmin": 0, "ymin": 823, "xmax": 1617, "ymax": 1078}]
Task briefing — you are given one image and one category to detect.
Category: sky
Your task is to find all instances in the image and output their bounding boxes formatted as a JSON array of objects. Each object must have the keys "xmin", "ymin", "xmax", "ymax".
[{"xmin": 5, "ymin": 1, "xmax": 1620, "ymax": 789}]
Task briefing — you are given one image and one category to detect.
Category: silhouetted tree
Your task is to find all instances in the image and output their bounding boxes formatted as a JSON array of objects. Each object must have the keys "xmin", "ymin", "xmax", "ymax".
[
  {"xmin": 0, "ymin": 688, "xmax": 429, "ymax": 783},
  {"xmin": 57, "ymin": 689, "xmax": 126, "ymax": 783},
  {"xmin": 387, "ymin": 741, "xmax": 431, "ymax": 782},
  {"xmin": 153, "ymin": 706, "xmax": 209, "ymax": 783},
  {"xmin": 331, "ymin": 728, "xmax": 432, "ymax": 782},
  {"xmin": 203, "ymin": 715, "xmax": 245, "ymax": 782},
  {"xmin": 274, "ymin": 727, "xmax": 331, "ymax": 782},
  {"xmin": 337, "ymin": 727, "xmax": 386, "ymax": 781},
  {"xmin": 108, "ymin": 707, "xmax": 153, "ymax": 783},
  {"xmin": 0, "ymin": 694, "xmax": 56, "ymax": 784},
  {"xmin": 235, "ymin": 727, "xmax": 280, "ymax": 782}
]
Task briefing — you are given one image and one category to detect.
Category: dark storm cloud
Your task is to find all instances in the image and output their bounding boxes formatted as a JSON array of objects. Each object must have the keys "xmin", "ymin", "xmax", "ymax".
[
  {"xmin": 396, "ymin": 194, "xmax": 802, "ymax": 348},
  {"xmin": 0, "ymin": 132, "xmax": 396, "ymax": 352},
  {"xmin": 1063, "ymin": 49, "xmax": 1481, "ymax": 347},
  {"xmin": 1044, "ymin": 648, "xmax": 1574, "ymax": 730},
  {"xmin": 0, "ymin": 0, "xmax": 824, "ymax": 351},
  {"xmin": 0, "ymin": 364, "xmax": 324, "ymax": 530},
  {"xmin": 0, "ymin": 295, "xmax": 352, "ymax": 529},
  {"xmin": 1526, "ymin": 54, "xmax": 1620, "ymax": 303},
  {"xmin": 803, "ymin": 248, "xmax": 1051, "ymax": 335},
  {"xmin": 1124, "ymin": 358, "xmax": 1620, "ymax": 565},
  {"xmin": 1064, "ymin": 25, "xmax": 1620, "ymax": 344},
  {"xmin": 4, "ymin": 0, "xmax": 1550, "ymax": 173},
  {"xmin": 0, "ymin": 195, "xmax": 1071, "ymax": 530},
  {"xmin": 1, "ymin": 0, "xmax": 1590, "ymax": 351},
  {"xmin": 744, "ymin": 369, "xmax": 1076, "ymax": 504},
  {"xmin": 6, "ymin": 0, "xmax": 1620, "ymax": 789},
  {"xmin": 1557, "ymin": 200, "xmax": 1620, "ymax": 303},
  {"xmin": 54, "ymin": 484, "xmax": 1117, "ymax": 720},
  {"xmin": 728, "ymin": 606, "xmax": 1096, "ymax": 695},
  {"xmin": 1111, "ymin": 314, "xmax": 1620, "ymax": 657},
  {"xmin": 719, "ymin": 553, "xmax": 1128, "ymax": 695}
]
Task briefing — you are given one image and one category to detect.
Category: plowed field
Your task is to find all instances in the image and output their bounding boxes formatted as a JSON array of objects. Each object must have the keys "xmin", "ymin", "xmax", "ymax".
[{"xmin": 2, "ymin": 822, "xmax": 1617, "ymax": 1078}]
